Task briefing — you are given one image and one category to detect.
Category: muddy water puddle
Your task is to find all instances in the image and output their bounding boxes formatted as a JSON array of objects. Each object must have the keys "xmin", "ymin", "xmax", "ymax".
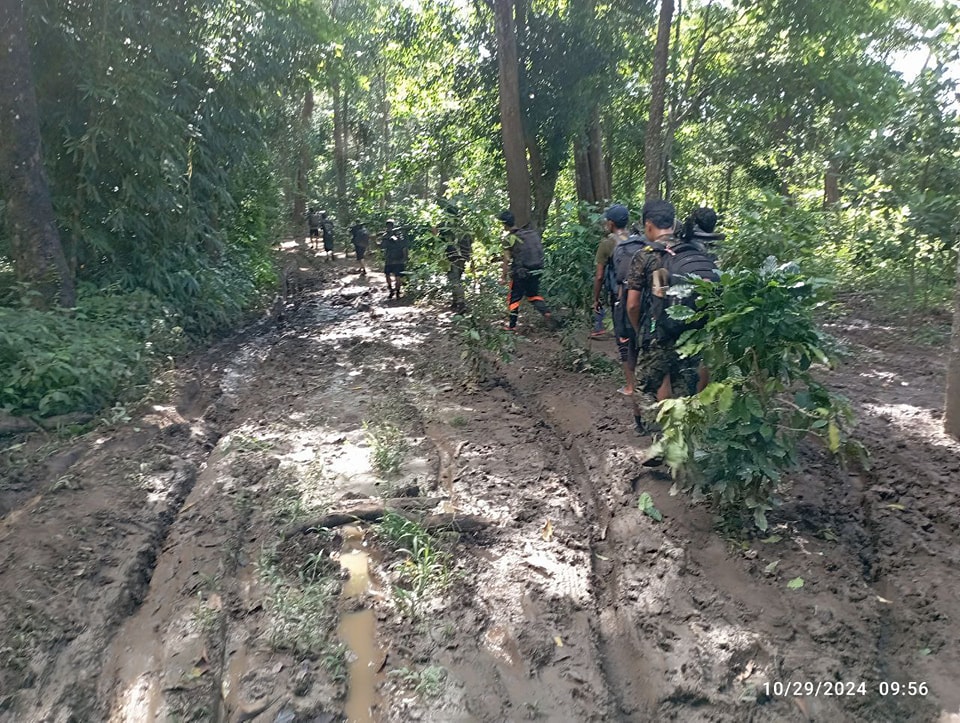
[{"xmin": 338, "ymin": 528, "xmax": 384, "ymax": 722}]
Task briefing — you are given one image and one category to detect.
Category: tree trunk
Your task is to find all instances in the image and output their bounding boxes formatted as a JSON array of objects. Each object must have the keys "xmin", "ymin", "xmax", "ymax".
[
  {"xmin": 527, "ymin": 138, "xmax": 558, "ymax": 230},
  {"xmin": 0, "ymin": 0, "xmax": 76, "ymax": 308},
  {"xmin": 331, "ymin": 76, "xmax": 348, "ymax": 224},
  {"xmin": 945, "ymin": 251, "xmax": 960, "ymax": 439},
  {"xmin": 293, "ymin": 87, "xmax": 314, "ymax": 223},
  {"xmin": 574, "ymin": 134, "xmax": 595, "ymax": 205},
  {"xmin": 587, "ymin": 110, "xmax": 610, "ymax": 202},
  {"xmin": 494, "ymin": 0, "xmax": 531, "ymax": 227},
  {"xmin": 823, "ymin": 156, "xmax": 840, "ymax": 208},
  {"xmin": 643, "ymin": 0, "xmax": 674, "ymax": 201}
]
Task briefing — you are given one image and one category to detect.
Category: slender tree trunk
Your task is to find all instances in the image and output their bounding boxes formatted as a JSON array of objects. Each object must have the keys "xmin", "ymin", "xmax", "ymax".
[
  {"xmin": 527, "ymin": 138, "xmax": 558, "ymax": 230},
  {"xmin": 945, "ymin": 251, "xmax": 960, "ymax": 439},
  {"xmin": 643, "ymin": 0, "xmax": 674, "ymax": 201},
  {"xmin": 293, "ymin": 87, "xmax": 314, "ymax": 222},
  {"xmin": 574, "ymin": 111, "xmax": 609, "ymax": 208},
  {"xmin": 0, "ymin": 0, "xmax": 76, "ymax": 308},
  {"xmin": 330, "ymin": 77, "xmax": 349, "ymax": 227},
  {"xmin": 587, "ymin": 110, "xmax": 609, "ymax": 201},
  {"xmin": 719, "ymin": 162, "xmax": 734, "ymax": 213},
  {"xmin": 823, "ymin": 156, "xmax": 840, "ymax": 208},
  {"xmin": 574, "ymin": 135, "xmax": 595, "ymax": 204},
  {"xmin": 494, "ymin": 0, "xmax": 531, "ymax": 226}
]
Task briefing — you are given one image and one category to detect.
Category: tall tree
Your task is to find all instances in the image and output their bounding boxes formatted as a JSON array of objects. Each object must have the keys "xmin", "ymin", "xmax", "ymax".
[
  {"xmin": 0, "ymin": 0, "xmax": 75, "ymax": 307},
  {"xmin": 494, "ymin": 0, "xmax": 531, "ymax": 226},
  {"xmin": 947, "ymin": 251, "xmax": 960, "ymax": 440},
  {"xmin": 294, "ymin": 87, "xmax": 315, "ymax": 222},
  {"xmin": 643, "ymin": 0, "xmax": 673, "ymax": 200}
]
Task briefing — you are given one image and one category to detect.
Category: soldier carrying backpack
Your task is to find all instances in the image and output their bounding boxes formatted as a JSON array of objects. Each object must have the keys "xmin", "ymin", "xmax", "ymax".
[
  {"xmin": 594, "ymin": 204, "xmax": 646, "ymax": 398},
  {"xmin": 498, "ymin": 210, "xmax": 556, "ymax": 331},
  {"xmin": 625, "ymin": 200, "xmax": 719, "ymax": 434}
]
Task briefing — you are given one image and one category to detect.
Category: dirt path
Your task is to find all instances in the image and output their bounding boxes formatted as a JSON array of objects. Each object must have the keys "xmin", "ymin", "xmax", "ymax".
[{"xmin": 1, "ymin": 247, "xmax": 958, "ymax": 722}]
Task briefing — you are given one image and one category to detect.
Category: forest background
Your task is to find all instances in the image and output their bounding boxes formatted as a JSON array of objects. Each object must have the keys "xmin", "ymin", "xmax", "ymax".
[{"xmin": 1, "ymin": 0, "xmax": 958, "ymax": 436}]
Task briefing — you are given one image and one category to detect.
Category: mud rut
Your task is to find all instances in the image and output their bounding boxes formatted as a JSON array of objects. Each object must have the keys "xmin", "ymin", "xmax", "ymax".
[{"xmin": 1, "ymin": 245, "xmax": 959, "ymax": 723}]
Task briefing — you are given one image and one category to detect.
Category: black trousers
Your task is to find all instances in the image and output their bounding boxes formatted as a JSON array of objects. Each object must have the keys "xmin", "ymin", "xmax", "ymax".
[{"xmin": 507, "ymin": 271, "xmax": 550, "ymax": 327}]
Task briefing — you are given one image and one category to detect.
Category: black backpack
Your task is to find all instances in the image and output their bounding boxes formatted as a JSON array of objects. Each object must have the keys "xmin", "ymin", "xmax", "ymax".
[
  {"xmin": 651, "ymin": 242, "xmax": 719, "ymax": 342},
  {"xmin": 511, "ymin": 227, "xmax": 545, "ymax": 271},
  {"xmin": 321, "ymin": 219, "xmax": 334, "ymax": 240},
  {"xmin": 608, "ymin": 233, "xmax": 646, "ymax": 297}
]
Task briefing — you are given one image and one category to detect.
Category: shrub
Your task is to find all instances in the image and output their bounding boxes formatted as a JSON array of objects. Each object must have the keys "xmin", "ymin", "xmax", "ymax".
[{"xmin": 654, "ymin": 257, "xmax": 859, "ymax": 531}]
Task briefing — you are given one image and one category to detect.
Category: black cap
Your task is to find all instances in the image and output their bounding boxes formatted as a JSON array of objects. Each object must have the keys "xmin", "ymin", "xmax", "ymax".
[
  {"xmin": 603, "ymin": 204, "xmax": 630, "ymax": 228},
  {"xmin": 497, "ymin": 210, "xmax": 515, "ymax": 227}
]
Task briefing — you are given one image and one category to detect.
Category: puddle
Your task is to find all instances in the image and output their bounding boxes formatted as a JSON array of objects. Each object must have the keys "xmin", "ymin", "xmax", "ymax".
[{"xmin": 338, "ymin": 533, "xmax": 383, "ymax": 723}]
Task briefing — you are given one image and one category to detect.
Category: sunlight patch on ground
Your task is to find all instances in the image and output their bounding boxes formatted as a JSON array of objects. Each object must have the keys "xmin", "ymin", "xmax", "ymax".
[
  {"xmin": 863, "ymin": 402, "xmax": 960, "ymax": 451},
  {"xmin": 110, "ymin": 672, "xmax": 160, "ymax": 723}
]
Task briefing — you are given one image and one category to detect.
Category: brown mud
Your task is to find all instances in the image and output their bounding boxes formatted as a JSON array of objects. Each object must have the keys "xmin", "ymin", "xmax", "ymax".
[{"xmin": 1, "ymin": 243, "xmax": 959, "ymax": 722}]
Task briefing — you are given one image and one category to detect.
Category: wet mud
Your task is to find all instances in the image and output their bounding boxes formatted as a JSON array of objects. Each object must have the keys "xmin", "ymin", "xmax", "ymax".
[{"xmin": 1, "ymin": 245, "xmax": 959, "ymax": 722}]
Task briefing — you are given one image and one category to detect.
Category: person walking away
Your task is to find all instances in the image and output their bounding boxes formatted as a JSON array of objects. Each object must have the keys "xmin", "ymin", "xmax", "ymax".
[
  {"xmin": 320, "ymin": 211, "xmax": 335, "ymax": 260},
  {"xmin": 590, "ymin": 207, "xmax": 623, "ymax": 339},
  {"xmin": 441, "ymin": 208, "xmax": 473, "ymax": 313},
  {"xmin": 680, "ymin": 206, "xmax": 724, "ymax": 259},
  {"xmin": 626, "ymin": 200, "xmax": 719, "ymax": 434},
  {"xmin": 307, "ymin": 208, "xmax": 321, "ymax": 250},
  {"xmin": 602, "ymin": 204, "xmax": 647, "ymax": 403},
  {"xmin": 498, "ymin": 210, "xmax": 555, "ymax": 331},
  {"xmin": 679, "ymin": 206, "xmax": 724, "ymax": 391},
  {"xmin": 380, "ymin": 219, "xmax": 408, "ymax": 299},
  {"xmin": 350, "ymin": 220, "xmax": 370, "ymax": 275}
]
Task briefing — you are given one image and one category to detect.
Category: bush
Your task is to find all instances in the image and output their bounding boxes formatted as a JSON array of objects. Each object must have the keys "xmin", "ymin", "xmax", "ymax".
[
  {"xmin": 0, "ymin": 284, "xmax": 195, "ymax": 418},
  {"xmin": 653, "ymin": 257, "xmax": 859, "ymax": 531},
  {"xmin": 541, "ymin": 202, "xmax": 602, "ymax": 322}
]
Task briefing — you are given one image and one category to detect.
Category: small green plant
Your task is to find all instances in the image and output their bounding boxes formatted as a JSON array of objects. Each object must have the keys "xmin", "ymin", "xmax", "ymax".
[
  {"xmin": 452, "ymin": 276, "xmax": 515, "ymax": 384},
  {"xmin": 556, "ymin": 324, "xmax": 618, "ymax": 376},
  {"xmin": 388, "ymin": 665, "xmax": 447, "ymax": 699},
  {"xmin": 257, "ymin": 545, "xmax": 338, "ymax": 655},
  {"xmin": 321, "ymin": 642, "xmax": 348, "ymax": 683},
  {"xmin": 637, "ymin": 492, "xmax": 663, "ymax": 522},
  {"xmin": 654, "ymin": 258, "xmax": 862, "ymax": 531},
  {"xmin": 364, "ymin": 421, "xmax": 409, "ymax": 476},
  {"xmin": 192, "ymin": 593, "xmax": 221, "ymax": 635},
  {"xmin": 222, "ymin": 433, "xmax": 274, "ymax": 454},
  {"xmin": 377, "ymin": 513, "xmax": 452, "ymax": 613}
]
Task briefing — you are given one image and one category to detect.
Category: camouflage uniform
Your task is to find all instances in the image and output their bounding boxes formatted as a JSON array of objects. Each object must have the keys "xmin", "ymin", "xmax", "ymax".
[
  {"xmin": 442, "ymin": 223, "xmax": 472, "ymax": 312},
  {"xmin": 625, "ymin": 236, "xmax": 700, "ymax": 400}
]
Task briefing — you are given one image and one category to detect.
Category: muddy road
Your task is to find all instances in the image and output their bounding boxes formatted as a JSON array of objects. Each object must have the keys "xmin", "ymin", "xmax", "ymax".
[{"xmin": 1, "ymin": 243, "xmax": 959, "ymax": 723}]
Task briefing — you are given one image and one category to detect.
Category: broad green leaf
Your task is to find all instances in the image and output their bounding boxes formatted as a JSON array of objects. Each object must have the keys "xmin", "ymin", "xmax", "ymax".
[{"xmin": 786, "ymin": 577, "xmax": 805, "ymax": 590}]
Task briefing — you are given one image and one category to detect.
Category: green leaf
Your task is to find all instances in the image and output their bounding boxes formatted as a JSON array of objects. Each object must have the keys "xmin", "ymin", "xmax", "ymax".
[
  {"xmin": 753, "ymin": 507, "xmax": 768, "ymax": 530},
  {"xmin": 637, "ymin": 492, "xmax": 663, "ymax": 522},
  {"xmin": 786, "ymin": 577, "xmax": 805, "ymax": 590},
  {"xmin": 764, "ymin": 560, "xmax": 780, "ymax": 574},
  {"xmin": 761, "ymin": 534, "xmax": 782, "ymax": 543},
  {"xmin": 827, "ymin": 421, "xmax": 840, "ymax": 453},
  {"xmin": 718, "ymin": 384, "xmax": 734, "ymax": 412}
]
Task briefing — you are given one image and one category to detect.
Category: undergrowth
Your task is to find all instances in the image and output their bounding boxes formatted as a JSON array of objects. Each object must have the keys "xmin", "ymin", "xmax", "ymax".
[
  {"xmin": 376, "ymin": 512, "xmax": 453, "ymax": 617},
  {"xmin": 0, "ymin": 272, "xmax": 271, "ymax": 420}
]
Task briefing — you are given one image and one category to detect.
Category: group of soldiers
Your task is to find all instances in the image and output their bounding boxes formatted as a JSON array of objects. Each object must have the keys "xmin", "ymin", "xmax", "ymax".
[
  {"xmin": 306, "ymin": 200, "xmax": 723, "ymax": 436},
  {"xmin": 590, "ymin": 199, "xmax": 723, "ymax": 435}
]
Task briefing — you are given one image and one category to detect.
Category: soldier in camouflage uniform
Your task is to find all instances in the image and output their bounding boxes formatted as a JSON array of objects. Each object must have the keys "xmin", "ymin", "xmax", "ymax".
[
  {"xmin": 625, "ymin": 200, "xmax": 701, "ymax": 434},
  {"xmin": 439, "ymin": 207, "xmax": 472, "ymax": 313}
]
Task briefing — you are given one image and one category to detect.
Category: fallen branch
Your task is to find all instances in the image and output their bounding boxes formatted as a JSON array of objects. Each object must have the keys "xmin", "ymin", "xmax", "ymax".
[
  {"xmin": 282, "ymin": 498, "xmax": 491, "ymax": 538},
  {"xmin": 283, "ymin": 497, "xmax": 443, "ymax": 538}
]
